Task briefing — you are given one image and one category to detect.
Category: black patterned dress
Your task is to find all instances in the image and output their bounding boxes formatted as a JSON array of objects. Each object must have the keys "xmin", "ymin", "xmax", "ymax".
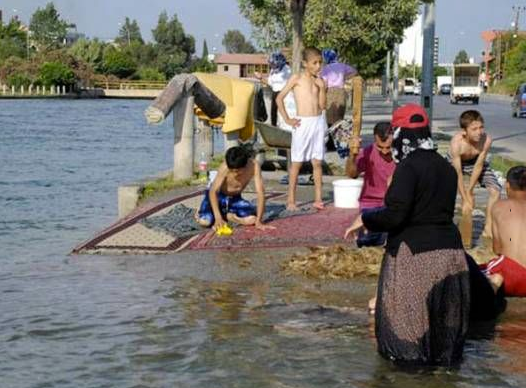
[{"xmin": 362, "ymin": 149, "xmax": 470, "ymax": 366}]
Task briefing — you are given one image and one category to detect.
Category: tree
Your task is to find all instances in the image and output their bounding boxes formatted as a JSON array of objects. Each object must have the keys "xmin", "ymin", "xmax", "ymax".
[
  {"xmin": 453, "ymin": 49, "xmax": 469, "ymax": 64},
  {"xmin": 0, "ymin": 19, "xmax": 28, "ymax": 61},
  {"xmin": 238, "ymin": 0, "xmax": 291, "ymax": 53},
  {"xmin": 68, "ymin": 38, "xmax": 105, "ymax": 71},
  {"xmin": 238, "ymin": 0, "xmax": 422, "ymax": 75},
  {"xmin": 116, "ymin": 17, "xmax": 143, "ymax": 46},
  {"xmin": 102, "ymin": 47, "xmax": 137, "ymax": 78},
  {"xmin": 29, "ymin": 2, "xmax": 70, "ymax": 50},
  {"xmin": 222, "ymin": 29, "xmax": 257, "ymax": 53},
  {"xmin": 202, "ymin": 39, "xmax": 209, "ymax": 59},
  {"xmin": 152, "ymin": 11, "xmax": 195, "ymax": 77},
  {"xmin": 505, "ymin": 40, "xmax": 526, "ymax": 76},
  {"xmin": 38, "ymin": 61, "xmax": 76, "ymax": 87}
]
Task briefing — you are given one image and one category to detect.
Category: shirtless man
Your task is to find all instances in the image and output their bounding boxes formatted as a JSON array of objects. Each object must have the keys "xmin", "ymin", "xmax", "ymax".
[
  {"xmin": 480, "ymin": 166, "xmax": 526, "ymax": 296},
  {"xmin": 276, "ymin": 46, "xmax": 327, "ymax": 211},
  {"xmin": 448, "ymin": 110, "xmax": 501, "ymax": 237},
  {"xmin": 196, "ymin": 146, "xmax": 274, "ymax": 231}
]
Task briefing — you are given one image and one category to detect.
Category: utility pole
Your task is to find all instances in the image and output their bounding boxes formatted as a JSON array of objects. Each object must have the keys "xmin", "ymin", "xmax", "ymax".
[
  {"xmin": 421, "ymin": 2, "xmax": 435, "ymax": 126},
  {"xmin": 512, "ymin": 5, "xmax": 525, "ymax": 37},
  {"xmin": 392, "ymin": 44, "xmax": 399, "ymax": 110},
  {"xmin": 383, "ymin": 51, "xmax": 391, "ymax": 98}
]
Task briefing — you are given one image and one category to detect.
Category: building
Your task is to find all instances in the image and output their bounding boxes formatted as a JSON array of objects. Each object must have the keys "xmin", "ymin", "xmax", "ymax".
[
  {"xmin": 213, "ymin": 53, "xmax": 269, "ymax": 79},
  {"xmin": 399, "ymin": 12, "xmax": 423, "ymax": 67}
]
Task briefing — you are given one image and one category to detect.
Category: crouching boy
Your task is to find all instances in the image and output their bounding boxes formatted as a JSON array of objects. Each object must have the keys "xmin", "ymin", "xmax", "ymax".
[{"xmin": 196, "ymin": 146, "xmax": 274, "ymax": 231}]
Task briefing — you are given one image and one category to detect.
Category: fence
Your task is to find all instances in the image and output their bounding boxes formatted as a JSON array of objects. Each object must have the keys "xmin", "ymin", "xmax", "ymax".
[
  {"xmin": 0, "ymin": 84, "xmax": 72, "ymax": 96},
  {"xmin": 93, "ymin": 80, "xmax": 167, "ymax": 90}
]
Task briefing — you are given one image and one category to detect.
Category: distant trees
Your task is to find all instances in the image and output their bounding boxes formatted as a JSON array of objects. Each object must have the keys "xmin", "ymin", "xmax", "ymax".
[
  {"xmin": 0, "ymin": 5, "xmax": 218, "ymax": 87},
  {"xmin": 222, "ymin": 29, "xmax": 256, "ymax": 53},
  {"xmin": 29, "ymin": 2, "xmax": 71, "ymax": 50},
  {"xmin": 453, "ymin": 50, "xmax": 469, "ymax": 64},
  {"xmin": 116, "ymin": 17, "xmax": 143, "ymax": 46}
]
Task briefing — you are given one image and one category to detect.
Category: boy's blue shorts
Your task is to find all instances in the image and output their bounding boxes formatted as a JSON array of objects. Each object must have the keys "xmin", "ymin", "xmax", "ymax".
[{"xmin": 197, "ymin": 190, "xmax": 256, "ymax": 225}]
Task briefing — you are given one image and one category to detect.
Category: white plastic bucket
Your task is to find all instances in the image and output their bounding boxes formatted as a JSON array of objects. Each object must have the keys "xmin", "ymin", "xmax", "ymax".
[{"xmin": 332, "ymin": 179, "xmax": 364, "ymax": 208}]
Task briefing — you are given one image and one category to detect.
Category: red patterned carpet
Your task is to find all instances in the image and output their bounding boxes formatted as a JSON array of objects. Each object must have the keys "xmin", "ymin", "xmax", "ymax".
[{"xmin": 189, "ymin": 205, "xmax": 358, "ymax": 251}]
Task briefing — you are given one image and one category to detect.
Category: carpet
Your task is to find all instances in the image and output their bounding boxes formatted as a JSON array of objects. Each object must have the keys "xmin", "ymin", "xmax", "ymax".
[{"xmin": 189, "ymin": 205, "xmax": 358, "ymax": 251}]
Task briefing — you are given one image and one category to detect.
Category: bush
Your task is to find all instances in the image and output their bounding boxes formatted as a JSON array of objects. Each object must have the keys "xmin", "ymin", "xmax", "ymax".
[
  {"xmin": 135, "ymin": 66, "xmax": 166, "ymax": 81},
  {"xmin": 490, "ymin": 71, "xmax": 526, "ymax": 95},
  {"xmin": 38, "ymin": 61, "xmax": 76, "ymax": 87},
  {"xmin": 102, "ymin": 48, "xmax": 137, "ymax": 78},
  {"xmin": 6, "ymin": 73, "xmax": 32, "ymax": 88}
]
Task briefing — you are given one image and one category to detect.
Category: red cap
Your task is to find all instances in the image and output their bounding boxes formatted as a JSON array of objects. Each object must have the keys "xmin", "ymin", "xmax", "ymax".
[{"xmin": 391, "ymin": 103, "xmax": 429, "ymax": 129}]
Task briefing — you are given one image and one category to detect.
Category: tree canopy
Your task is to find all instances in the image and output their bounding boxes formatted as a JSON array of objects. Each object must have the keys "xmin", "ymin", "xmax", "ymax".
[
  {"xmin": 29, "ymin": 2, "xmax": 71, "ymax": 50},
  {"xmin": 238, "ymin": 0, "xmax": 421, "ymax": 76},
  {"xmin": 453, "ymin": 49, "xmax": 469, "ymax": 64},
  {"xmin": 116, "ymin": 17, "xmax": 144, "ymax": 46},
  {"xmin": 222, "ymin": 30, "xmax": 256, "ymax": 53}
]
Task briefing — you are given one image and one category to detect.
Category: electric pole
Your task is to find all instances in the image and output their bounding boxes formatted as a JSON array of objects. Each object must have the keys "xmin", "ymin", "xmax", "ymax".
[
  {"xmin": 421, "ymin": 2, "xmax": 435, "ymax": 126},
  {"xmin": 512, "ymin": 5, "xmax": 525, "ymax": 37},
  {"xmin": 393, "ymin": 44, "xmax": 399, "ymax": 110}
]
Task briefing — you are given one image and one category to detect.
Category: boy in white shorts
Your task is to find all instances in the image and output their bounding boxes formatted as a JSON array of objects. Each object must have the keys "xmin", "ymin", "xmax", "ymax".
[{"xmin": 276, "ymin": 46, "xmax": 327, "ymax": 211}]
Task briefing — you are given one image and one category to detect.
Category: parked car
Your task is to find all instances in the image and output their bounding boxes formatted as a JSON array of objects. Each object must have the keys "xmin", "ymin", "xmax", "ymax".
[
  {"xmin": 511, "ymin": 83, "xmax": 526, "ymax": 118},
  {"xmin": 439, "ymin": 83, "xmax": 452, "ymax": 95},
  {"xmin": 413, "ymin": 84, "xmax": 421, "ymax": 95},
  {"xmin": 403, "ymin": 78, "xmax": 416, "ymax": 95}
]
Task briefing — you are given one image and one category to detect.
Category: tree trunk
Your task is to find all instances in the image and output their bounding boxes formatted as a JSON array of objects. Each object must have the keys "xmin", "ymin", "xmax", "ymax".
[{"xmin": 289, "ymin": 0, "xmax": 307, "ymax": 73}]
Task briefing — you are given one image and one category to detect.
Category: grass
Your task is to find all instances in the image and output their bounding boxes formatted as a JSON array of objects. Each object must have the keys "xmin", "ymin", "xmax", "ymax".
[
  {"xmin": 138, "ymin": 174, "xmax": 195, "ymax": 202},
  {"xmin": 490, "ymin": 154, "xmax": 523, "ymax": 175},
  {"xmin": 137, "ymin": 154, "xmax": 226, "ymax": 203}
]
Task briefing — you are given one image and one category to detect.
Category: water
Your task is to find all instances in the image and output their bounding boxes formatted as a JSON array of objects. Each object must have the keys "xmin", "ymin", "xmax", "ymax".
[{"xmin": 1, "ymin": 99, "xmax": 526, "ymax": 388}]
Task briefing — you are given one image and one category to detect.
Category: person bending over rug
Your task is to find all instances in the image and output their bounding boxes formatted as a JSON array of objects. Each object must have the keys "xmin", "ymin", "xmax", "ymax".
[
  {"xmin": 276, "ymin": 46, "xmax": 328, "ymax": 211},
  {"xmin": 480, "ymin": 166, "xmax": 526, "ymax": 296},
  {"xmin": 346, "ymin": 122, "xmax": 395, "ymax": 247},
  {"xmin": 344, "ymin": 104, "xmax": 470, "ymax": 366},
  {"xmin": 448, "ymin": 110, "xmax": 501, "ymax": 238},
  {"xmin": 196, "ymin": 146, "xmax": 275, "ymax": 231}
]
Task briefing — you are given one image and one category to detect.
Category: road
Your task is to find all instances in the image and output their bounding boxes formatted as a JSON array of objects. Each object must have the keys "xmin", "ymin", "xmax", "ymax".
[{"xmin": 404, "ymin": 94, "xmax": 526, "ymax": 162}]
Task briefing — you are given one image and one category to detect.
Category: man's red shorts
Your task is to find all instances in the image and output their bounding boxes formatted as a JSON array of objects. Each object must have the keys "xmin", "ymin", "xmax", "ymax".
[{"xmin": 479, "ymin": 255, "xmax": 526, "ymax": 297}]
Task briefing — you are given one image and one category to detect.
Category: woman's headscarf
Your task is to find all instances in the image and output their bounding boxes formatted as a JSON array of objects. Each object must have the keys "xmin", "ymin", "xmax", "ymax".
[
  {"xmin": 268, "ymin": 52, "xmax": 287, "ymax": 73},
  {"xmin": 390, "ymin": 103, "xmax": 436, "ymax": 163},
  {"xmin": 322, "ymin": 49, "xmax": 338, "ymax": 64}
]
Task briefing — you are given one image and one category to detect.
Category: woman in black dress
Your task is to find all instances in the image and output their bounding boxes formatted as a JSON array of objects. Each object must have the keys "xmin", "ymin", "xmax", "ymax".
[{"xmin": 345, "ymin": 103, "xmax": 470, "ymax": 366}]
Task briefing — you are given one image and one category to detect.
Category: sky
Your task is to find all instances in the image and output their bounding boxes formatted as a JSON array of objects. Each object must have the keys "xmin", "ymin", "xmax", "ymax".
[{"xmin": 1, "ymin": 0, "xmax": 524, "ymax": 62}]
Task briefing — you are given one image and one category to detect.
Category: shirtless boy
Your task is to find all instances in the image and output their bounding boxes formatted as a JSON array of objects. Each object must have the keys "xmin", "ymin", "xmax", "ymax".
[
  {"xmin": 480, "ymin": 166, "xmax": 526, "ymax": 296},
  {"xmin": 276, "ymin": 46, "xmax": 327, "ymax": 211},
  {"xmin": 196, "ymin": 146, "xmax": 274, "ymax": 231},
  {"xmin": 448, "ymin": 110, "xmax": 501, "ymax": 237}
]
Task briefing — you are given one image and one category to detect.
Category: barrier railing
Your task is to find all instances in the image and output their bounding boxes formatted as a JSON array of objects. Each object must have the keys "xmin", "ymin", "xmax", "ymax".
[{"xmin": 93, "ymin": 80, "xmax": 168, "ymax": 90}]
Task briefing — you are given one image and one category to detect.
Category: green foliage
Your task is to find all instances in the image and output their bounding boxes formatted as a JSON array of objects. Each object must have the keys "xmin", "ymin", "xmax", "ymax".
[
  {"xmin": 152, "ymin": 11, "xmax": 195, "ymax": 77},
  {"xmin": 222, "ymin": 29, "xmax": 257, "ymax": 53},
  {"xmin": 139, "ymin": 175, "xmax": 193, "ymax": 202},
  {"xmin": 136, "ymin": 66, "xmax": 166, "ymax": 81},
  {"xmin": 189, "ymin": 57, "xmax": 217, "ymax": 73},
  {"xmin": 38, "ymin": 61, "xmax": 76, "ymax": 87},
  {"xmin": 453, "ymin": 49, "xmax": 469, "ymax": 64},
  {"xmin": 7, "ymin": 72, "xmax": 33, "ymax": 88},
  {"xmin": 399, "ymin": 64, "xmax": 421, "ymax": 80},
  {"xmin": 29, "ymin": 2, "xmax": 70, "ymax": 50},
  {"xmin": 202, "ymin": 40, "xmax": 209, "ymax": 58},
  {"xmin": 68, "ymin": 38, "xmax": 105, "ymax": 71},
  {"xmin": 102, "ymin": 47, "xmax": 137, "ymax": 78},
  {"xmin": 238, "ymin": 0, "xmax": 291, "ymax": 52},
  {"xmin": 491, "ymin": 155, "xmax": 522, "ymax": 176},
  {"xmin": 238, "ymin": 0, "xmax": 420, "ymax": 77},
  {"xmin": 304, "ymin": 0, "xmax": 420, "ymax": 77},
  {"xmin": 116, "ymin": 17, "xmax": 144, "ymax": 46},
  {"xmin": 0, "ymin": 19, "xmax": 28, "ymax": 61},
  {"xmin": 505, "ymin": 40, "xmax": 526, "ymax": 75},
  {"xmin": 490, "ymin": 71, "xmax": 526, "ymax": 95},
  {"xmin": 434, "ymin": 65, "xmax": 449, "ymax": 78}
]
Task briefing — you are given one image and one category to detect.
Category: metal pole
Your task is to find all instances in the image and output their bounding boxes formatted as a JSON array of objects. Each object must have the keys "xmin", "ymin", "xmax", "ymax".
[
  {"xmin": 421, "ymin": 2, "xmax": 435, "ymax": 126},
  {"xmin": 385, "ymin": 51, "xmax": 391, "ymax": 100},
  {"xmin": 392, "ymin": 44, "xmax": 399, "ymax": 110}
]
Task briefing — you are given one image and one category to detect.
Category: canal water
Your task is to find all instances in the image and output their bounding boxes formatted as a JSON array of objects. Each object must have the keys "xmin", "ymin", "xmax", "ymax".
[{"xmin": 1, "ymin": 99, "xmax": 526, "ymax": 388}]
